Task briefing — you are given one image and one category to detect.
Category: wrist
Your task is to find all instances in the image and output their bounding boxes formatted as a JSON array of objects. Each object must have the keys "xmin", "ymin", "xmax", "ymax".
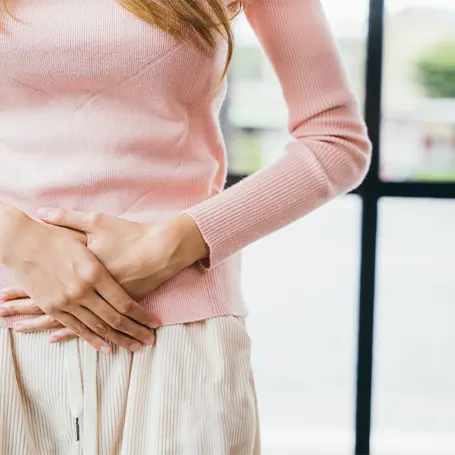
[
  {"xmin": 0, "ymin": 205, "xmax": 29, "ymax": 264},
  {"xmin": 136, "ymin": 214, "xmax": 209, "ymax": 280},
  {"xmin": 168, "ymin": 214, "xmax": 209, "ymax": 268}
]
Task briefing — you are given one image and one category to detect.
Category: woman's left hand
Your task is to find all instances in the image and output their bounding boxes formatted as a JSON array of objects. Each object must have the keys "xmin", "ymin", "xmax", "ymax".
[{"xmin": 0, "ymin": 208, "xmax": 209, "ymax": 342}]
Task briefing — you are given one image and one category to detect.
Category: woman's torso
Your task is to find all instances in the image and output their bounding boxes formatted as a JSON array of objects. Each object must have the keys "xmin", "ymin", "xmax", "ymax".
[{"xmin": 0, "ymin": 0, "xmax": 246, "ymax": 328}]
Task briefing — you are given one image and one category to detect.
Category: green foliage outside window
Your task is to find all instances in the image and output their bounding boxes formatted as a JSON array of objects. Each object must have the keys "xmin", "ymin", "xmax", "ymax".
[
  {"xmin": 228, "ymin": 129, "xmax": 262, "ymax": 174},
  {"xmin": 416, "ymin": 40, "xmax": 455, "ymax": 98}
]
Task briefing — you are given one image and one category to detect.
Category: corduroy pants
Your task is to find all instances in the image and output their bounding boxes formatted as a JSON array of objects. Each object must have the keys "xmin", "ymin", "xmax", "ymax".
[{"xmin": 0, "ymin": 316, "xmax": 260, "ymax": 455}]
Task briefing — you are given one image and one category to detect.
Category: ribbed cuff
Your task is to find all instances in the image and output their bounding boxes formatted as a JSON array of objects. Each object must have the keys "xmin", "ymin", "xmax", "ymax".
[{"xmin": 184, "ymin": 145, "xmax": 332, "ymax": 270}]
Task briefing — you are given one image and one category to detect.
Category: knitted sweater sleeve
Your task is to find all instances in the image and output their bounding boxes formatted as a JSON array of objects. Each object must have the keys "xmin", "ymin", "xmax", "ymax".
[{"xmin": 184, "ymin": 0, "xmax": 372, "ymax": 269}]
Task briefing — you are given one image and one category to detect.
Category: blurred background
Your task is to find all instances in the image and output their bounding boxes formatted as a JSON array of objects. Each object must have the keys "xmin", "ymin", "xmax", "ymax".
[{"xmin": 223, "ymin": 0, "xmax": 455, "ymax": 454}]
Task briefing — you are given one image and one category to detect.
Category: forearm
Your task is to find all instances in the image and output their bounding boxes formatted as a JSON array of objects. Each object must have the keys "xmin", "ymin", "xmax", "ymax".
[{"xmin": 184, "ymin": 0, "xmax": 372, "ymax": 270}]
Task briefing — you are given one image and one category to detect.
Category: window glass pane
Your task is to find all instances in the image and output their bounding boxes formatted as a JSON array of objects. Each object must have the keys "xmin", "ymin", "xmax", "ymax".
[
  {"xmin": 243, "ymin": 196, "xmax": 361, "ymax": 455},
  {"xmin": 381, "ymin": 0, "xmax": 455, "ymax": 181},
  {"xmin": 372, "ymin": 198, "xmax": 455, "ymax": 455},
  {"xmin": 227, "ymin": 0, "xmax": 369, "ymax": 175}
]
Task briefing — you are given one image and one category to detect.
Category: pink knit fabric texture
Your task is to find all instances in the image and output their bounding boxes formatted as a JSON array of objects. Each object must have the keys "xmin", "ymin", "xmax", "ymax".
[{"xmin": 0, "ymin": 0, "xmax": 371, "ymax": 328}]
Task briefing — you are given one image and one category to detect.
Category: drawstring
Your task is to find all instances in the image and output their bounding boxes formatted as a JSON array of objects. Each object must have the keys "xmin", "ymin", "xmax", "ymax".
[
  {"xmin": 65, "ymin": 338, "xmax": 99, "ymax": 455},
  {"xmin": 83, "ymin": 342, "xmax": 98, "ymax": 454},
  {"xmin": 65, "ymin": 339, "xmax": 83, "ymax": 455}
]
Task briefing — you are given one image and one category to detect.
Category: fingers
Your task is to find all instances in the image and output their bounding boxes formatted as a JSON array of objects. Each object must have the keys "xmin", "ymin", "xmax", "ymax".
[
  {"xmin": 54, "ymin": 311, "xmax": 112, "ymax": 354},
  {"xmin": 70, "ymin": 304, "xmax": 148, "ymax": 352},
  {"xmin": 95, "ymin": 272, "xmax": 160, "ymax": 329},
  {"xmin": 0, "ymin": 286, "xmax": 29, "ymax": 302},
  {"xmin": 2, "ymin": 293, "xmax": 156, "ymax": 349},
  {"xmin": 0, "ymin": 298, "xmax": 44, "ymax": 317},
  {"xmin": 37, "ymin": 207, "xmax": 95, "ymax": 233},
  {"xmin": 0, "ymin": 293, "xmax": 156, "ymax": 350},
  {"xmin": 84, "ymin": 293, "xmax": 156, "ymax": 348},
  {"xmin": 49, "ymin": 328, "xmax": 77, "ymax": 343},
  {"xmin": 13, "ymin": 314, "xmax": 60, "ymax": 332}
]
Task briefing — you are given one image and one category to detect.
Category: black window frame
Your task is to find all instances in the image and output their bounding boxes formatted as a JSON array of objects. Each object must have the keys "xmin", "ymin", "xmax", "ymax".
[{"xmin": 224, "ymin": 0, "xmax": 455, "ymax": 453}]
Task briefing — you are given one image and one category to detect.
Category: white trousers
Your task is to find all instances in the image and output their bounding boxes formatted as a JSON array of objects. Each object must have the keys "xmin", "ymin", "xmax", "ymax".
[{"xmin": 0, "ymin": 316, "xmax": 260, "ymax": 455}]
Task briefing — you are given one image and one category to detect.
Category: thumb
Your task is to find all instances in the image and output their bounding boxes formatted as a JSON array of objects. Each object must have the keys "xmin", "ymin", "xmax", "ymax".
[{"xmin": 36, "ymin": 208, "xmax": 92, "ymax": 232}]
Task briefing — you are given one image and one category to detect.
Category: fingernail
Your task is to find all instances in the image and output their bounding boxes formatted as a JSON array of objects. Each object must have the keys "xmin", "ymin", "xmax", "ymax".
[
  {"xmin": 0, "ymin": 293, "xmax": 7, "ymax": 300},
  {"xmin": 147, "ymin": 320, "xmax": 159, "ymax": 329},
  {"xmin": 37, "ymin": 207, "xmax": 57, "ymax": 220},
  {"xmin": 0, "ymin": 308, "xmax": 6, "ymax": 315},
  {"xmin": 129, "ymin": 342, "xmax": 142, "ymax": 352},
  {"xmin": 144, "ymin": 335, "xmax": 155, "ymax": 345},
  {"xmin": 100, "ymin": 345, "xmax": 111, "ymax": 355},
  {"xmin": 14, "ymin": 324, "xmax": 24, "ymax": 332},
  {"xmin": 49, "ymin": 336, "xmax": 58, "ymax": 343}
]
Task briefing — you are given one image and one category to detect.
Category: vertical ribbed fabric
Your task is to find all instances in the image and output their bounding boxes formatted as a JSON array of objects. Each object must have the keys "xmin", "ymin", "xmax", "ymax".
[
  {"xmin": 0, "ymin": 0, "xmax": 371, "ymax": 329},
  {"xmin": 0, "ymin": 316, "xmax": 260, "ymax": 455}
]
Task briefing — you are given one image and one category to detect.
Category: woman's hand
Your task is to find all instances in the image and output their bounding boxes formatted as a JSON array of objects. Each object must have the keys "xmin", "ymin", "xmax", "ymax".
[
  {"xmin": 0, "ymin": 208, "xmax": 209, "ymax": 343},
  {"xmin": 0, "ymin": 205, "xmax": 159, "ymax": 352},
  {"xmin": 34, "ymin": 208, "xmax": 209, "ymax": 298}
]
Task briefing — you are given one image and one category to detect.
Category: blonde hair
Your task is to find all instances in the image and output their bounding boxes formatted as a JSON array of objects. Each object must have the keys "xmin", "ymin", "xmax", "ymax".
[{"xmin": 1, "ymin": 0, "xmax": 241, "ymax": 79}]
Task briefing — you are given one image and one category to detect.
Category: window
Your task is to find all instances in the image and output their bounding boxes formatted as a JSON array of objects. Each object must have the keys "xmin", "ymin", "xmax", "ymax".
[
  {"xmin": 371, "ymin": 199, "xmax": 455, "ymax": 455},
  {"xmin": 381, "ymin": 1, "xmax": 455, "ymax": 182},
  {"xmin": 244, "ymin": 196, "xmax": 361, "ymax": 455},
  {"xmin": 223, "ymin": 0, "xmax": 455, "ymax": 454},
  {"xmin": 227, "ymin": 0, "xmax": 369, "ymax": 176}
]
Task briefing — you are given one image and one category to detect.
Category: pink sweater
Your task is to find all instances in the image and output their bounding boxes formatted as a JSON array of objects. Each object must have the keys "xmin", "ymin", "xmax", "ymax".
[{"xmin": 0, "ymin": 0, "xmax": 371, "ymax": 329}]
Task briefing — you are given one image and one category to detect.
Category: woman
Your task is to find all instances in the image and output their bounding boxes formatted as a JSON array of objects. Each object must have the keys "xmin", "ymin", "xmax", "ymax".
[{"xmin": 0, "ymin": 0, "xmax": 371, "ymax": 454}]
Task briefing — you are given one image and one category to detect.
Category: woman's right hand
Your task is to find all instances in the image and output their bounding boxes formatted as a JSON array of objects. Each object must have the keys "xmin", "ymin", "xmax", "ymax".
[{"xmin": 0, "ymin": 205, "xmax": 159, "ymax": 353}]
